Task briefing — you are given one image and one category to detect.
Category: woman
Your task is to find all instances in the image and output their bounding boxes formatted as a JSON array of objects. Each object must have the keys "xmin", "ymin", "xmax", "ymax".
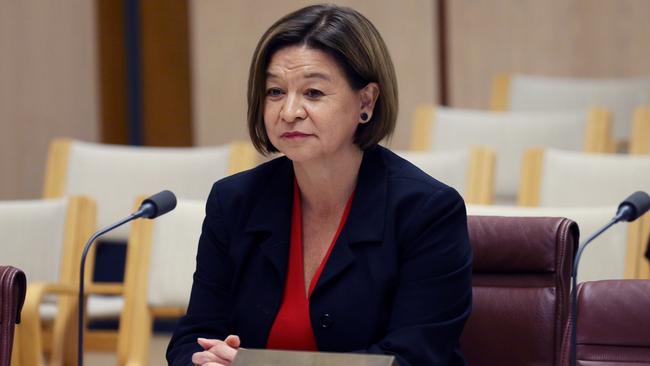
[{"xmin": 167, "ymin": 4, "xmax": 472, "ymax": 366}]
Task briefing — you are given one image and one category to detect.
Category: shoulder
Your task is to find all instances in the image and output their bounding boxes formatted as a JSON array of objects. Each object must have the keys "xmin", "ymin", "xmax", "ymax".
[
  {"xmin": 205, "ymin": 155, "xmax": 291, "ymax": 211},
  {"xmin": 374, "ymin": 146, "xmax": 464, "ymax": 206}
]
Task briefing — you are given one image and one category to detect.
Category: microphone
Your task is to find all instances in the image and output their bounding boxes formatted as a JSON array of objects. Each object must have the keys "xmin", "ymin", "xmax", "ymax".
[
  {"xmin": 570, "ymin": 191, "xmax": 650, "ymax": 366},
  {"xmin": 77, "ymin": 190, "xmax": 177, "ymax": 366},
  {"xmin": 614, "ymin": 191, "xmax": 650, "ymax": 222}
]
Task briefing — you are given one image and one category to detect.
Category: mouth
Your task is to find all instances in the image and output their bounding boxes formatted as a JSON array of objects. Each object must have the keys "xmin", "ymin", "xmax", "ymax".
[{"xmin": 281, "ymin": 131, "xmax": 312, "ymax": 139}]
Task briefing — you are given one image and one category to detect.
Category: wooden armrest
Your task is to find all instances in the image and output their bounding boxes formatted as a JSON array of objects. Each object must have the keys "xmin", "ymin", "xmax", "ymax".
[
  {"xmin": 85, "ymin": 282, "xmax": 124, "ymax": 295},
  {"xmin": 19, "ymin": 282, "xmax": 78, "ymax": 366}
]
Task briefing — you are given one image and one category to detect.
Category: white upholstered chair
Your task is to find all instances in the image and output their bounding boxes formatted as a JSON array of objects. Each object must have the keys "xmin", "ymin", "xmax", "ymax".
[
  {"xmin": 0, "ymin": 197, "xmax": 96, "ymax": 366},
  {"xmin": 42, "ymin": 138, "xmax": 258, "ymax": 351},
  {"xmin": 394, "ymin": 148, "xmax": 495, "ymax": 204},
  {"xmin": 118, "ymin": 199, "xmax": 205, "ymax": 366},
  {"xmin": 491, "ymin": 73, "xmax": 650, "ymax": 143},
  {"xmin": 467, "ymin": 205, "xmax": 645, "ymax": 282},
  {"xmin": 518, "ymin": 148, "xmax": 650, "ymax": 278},
  {"xmin": 411, "ymin": 106, "xmax": 610, "ymax": 203}
]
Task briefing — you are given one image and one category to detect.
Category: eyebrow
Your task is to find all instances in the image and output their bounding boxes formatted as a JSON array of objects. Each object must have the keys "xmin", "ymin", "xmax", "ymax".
[{"xmin": 266, "ymin": 71, "xmax": 332, "ymax": 82}]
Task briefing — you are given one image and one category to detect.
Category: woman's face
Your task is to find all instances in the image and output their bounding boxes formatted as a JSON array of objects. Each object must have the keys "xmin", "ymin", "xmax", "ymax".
[{"xmin": 263, "ymin": 45, "xmax": 378, "ymax": 164}]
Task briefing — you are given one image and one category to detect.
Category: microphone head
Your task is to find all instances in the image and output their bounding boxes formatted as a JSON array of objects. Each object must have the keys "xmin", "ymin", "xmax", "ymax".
[
  {"xmin": 139, "ymin": 190, "xmax": 177, "ymax": 219},
  {"xmin": 616, "ymin": 191, "xmax": 650, "ymax": 222}
]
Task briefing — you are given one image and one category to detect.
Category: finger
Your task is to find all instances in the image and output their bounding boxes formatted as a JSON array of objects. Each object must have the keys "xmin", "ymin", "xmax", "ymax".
[
  {"xmin": 192, "ymin": 350, "xmax": 229, "ymax": 365},
  {"xmin": 224, "ymin": 335, "xmax": 241, "ymax": 348},
  {"xmin": 208, "ymin": 341, "xmax": 238, "ymax": 361},
  {"xmin": 198, "ymin": 337, "xmax": 221, "ymax": 350}
]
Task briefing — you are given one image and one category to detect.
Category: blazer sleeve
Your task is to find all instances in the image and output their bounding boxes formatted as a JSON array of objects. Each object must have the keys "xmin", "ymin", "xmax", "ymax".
[
  {"xmin": 364, "ymin": 186, "xmax": 473, "ymax": 366},
  {"xmin": 166, "ymin": 184, "xmax": 234, "ymax": 366}
]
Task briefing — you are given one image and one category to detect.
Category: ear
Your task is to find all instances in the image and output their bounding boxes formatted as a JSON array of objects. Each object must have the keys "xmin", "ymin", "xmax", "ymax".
[{"xmin": 359, "ymin": 82, "xmax": 380, "ymax": 123}]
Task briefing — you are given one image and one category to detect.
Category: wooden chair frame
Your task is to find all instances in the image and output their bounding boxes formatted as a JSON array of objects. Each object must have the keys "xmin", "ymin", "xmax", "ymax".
[
  {"xmin": 517, "ymin": 148, "xmax": 650, "ymax": 279},
  {"xmin": 41, "ymin": 138, "xmax": 257, "ymax": 354},
  {"xmin": 630, "ymin": 106, "xmax": 650, "ymax": 155},
  {"xmin": 13, "ymin": 196, "xmax": 96, "ymax": 366}
]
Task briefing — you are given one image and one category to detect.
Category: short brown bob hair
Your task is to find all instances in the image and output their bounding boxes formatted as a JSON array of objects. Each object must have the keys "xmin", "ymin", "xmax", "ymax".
[{"xmin": 247, "ymin": 4, "xmax": 398, "ymax": 155}]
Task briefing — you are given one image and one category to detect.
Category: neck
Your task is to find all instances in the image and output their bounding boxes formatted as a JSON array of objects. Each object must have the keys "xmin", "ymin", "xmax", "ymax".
[{"xmin": 293, "ymin": 148, "xmax": 363, "ymax": 216}]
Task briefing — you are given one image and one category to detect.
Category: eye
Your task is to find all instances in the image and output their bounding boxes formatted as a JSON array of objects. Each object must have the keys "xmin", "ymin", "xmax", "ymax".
[
  {"xmin": 305, "ymin": 89, "xmax": 324, "ymax": 99},
  {"xmin": 266, "ymin": 87, "xmax": 284, "ymax": 98}
]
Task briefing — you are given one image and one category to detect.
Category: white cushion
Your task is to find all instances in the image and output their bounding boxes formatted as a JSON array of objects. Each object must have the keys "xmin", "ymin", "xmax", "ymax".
[
  {"xmin": 86, "ymin": 295, "xmax": 125, "ymax": 319},
  {"xmin": 39, "ymin": 296, "xmax": 125, "ymax": 321},
  {"xmin": 430, "ymin": 107, "xmax": 587, "ymax": 201},
  {"xmin": 0, "ymin": 198, "xmax": 68, "ymax": 283},
  {"xmin": 539, "ymin": 149, "xmax": 650, "ymax": 207},
  {"xmin": 468, "ymin": 205, "xmax": 628, "ymax": 282},
  {"xmin": 394, "ymin": 150, "xmax": 469, "ymax": 195},
  {"xmin": 509, "ymin": 74, "xmax": 650, "ymax": 139},
  {"xmin": 147, "ymin": 199, "xmax": 206, "ymax": 308},
  {"xmin": 63, "ymin": 141, "xmax": 232, "ymax": 240}
]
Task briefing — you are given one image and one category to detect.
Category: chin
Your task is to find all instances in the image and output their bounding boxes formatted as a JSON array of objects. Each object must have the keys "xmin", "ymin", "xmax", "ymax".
[{"xmin": 282, "ymin": 151, "xmax": 316, "ymax": 163}]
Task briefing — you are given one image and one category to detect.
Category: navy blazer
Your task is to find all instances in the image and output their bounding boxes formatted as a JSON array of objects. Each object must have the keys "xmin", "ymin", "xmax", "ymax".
[{"xmin": 167, "ymin": 145, "xmax": 472, "ymax": 366}]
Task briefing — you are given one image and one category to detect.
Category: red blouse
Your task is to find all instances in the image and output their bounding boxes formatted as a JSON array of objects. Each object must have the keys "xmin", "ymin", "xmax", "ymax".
[{"xmin": 266, "ymin": 180, "xmax": 354, "ymax": 351}]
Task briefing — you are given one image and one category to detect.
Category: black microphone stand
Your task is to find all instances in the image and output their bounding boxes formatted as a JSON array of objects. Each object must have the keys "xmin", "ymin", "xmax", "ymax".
[{"xmin": 77, "ymin": 212, "xmax": 144, "ymax": 366}]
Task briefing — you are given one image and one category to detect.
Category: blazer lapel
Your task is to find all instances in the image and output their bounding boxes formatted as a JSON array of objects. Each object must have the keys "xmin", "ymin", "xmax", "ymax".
[
  {"xmin": 311, "ymin": 146, "xmax": 388, "ymax": 295},
  {"xmin": 244, "ymin": 157, "xmax": 294, "ymax": 280}
]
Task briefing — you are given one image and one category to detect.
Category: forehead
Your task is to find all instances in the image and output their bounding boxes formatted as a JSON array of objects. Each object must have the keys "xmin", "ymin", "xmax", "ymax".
[{"xmin": 266, "ymin": 45, "xmax": 344, "ymax": 80}]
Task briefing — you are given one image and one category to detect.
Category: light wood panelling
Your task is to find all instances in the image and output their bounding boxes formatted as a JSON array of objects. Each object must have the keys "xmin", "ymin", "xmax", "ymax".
[
  {"xmin": 189, "ymin": 0, "xmax": 438, "ymax": 150},
  {"xmin": 0, "ymin": 0, "xmax": 99, "ymax": 199},
  {"xmin": 448, "ymin": 0, "xmax": 650, "ymax": 109}
]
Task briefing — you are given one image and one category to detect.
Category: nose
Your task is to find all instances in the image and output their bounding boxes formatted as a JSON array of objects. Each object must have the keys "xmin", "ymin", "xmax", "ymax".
[{"xmin": 280, "ymin": 93, "xmax": 306, "ymax": 123}]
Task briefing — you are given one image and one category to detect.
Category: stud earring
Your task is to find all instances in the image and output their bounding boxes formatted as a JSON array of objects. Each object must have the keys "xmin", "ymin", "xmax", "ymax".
[{"xmin": 360, "ymin": 112, "xmax": 369, "ymax": 122}]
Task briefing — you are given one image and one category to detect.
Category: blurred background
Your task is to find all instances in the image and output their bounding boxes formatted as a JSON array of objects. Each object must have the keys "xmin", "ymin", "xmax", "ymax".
[
  {"xmin": 2, "ymin": 1, "xmax": 650, "ymax": 365},
  {"xmin": 3, "ymin": 0, "xmax": 650, "ymax": 200}
]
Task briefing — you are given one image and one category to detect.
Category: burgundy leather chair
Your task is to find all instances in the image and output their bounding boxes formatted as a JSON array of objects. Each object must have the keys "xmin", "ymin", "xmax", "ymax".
[
  {"xmin": 0, "ymin": 266, "xmax": 27, "ymax": 366},
  {"xmin": 461, "ymin": 216, "xmax": 578, "ymax": 366},
  {"xmin": 560, "ymin": 280, "xmax": 650, "ymax": 365}
]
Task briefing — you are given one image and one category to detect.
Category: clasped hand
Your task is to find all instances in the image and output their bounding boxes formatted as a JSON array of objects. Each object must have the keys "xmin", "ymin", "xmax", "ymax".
[{"xmin": 192, "ymin": 335, "xmax": 240, "ymax": 366}]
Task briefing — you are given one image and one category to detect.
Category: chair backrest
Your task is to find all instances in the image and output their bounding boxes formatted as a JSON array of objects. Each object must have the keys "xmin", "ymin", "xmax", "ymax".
[
  {"xmin": 118, "ymin": 198, "xmax": 205, "ymax": 365},
  {"xmin": 461, "ymin": 215, "xmax": 577, "ymax": 366},
  {"xmin": 630, "ymin": 106, "xmax": 650, "ymax": 154},
  {"xmin": 411, "ymin": 106, "xmax": 610, "ymax": 203},
  {"xmin": 0, "ymin": 266, "xmax": 27, "ymax": 366},
  {"xmin": 492, "ymin": 74, "xmax": 650, "ymax": 140},
  {"xmin": 0, "ymin": 197, "xmax": 95, "ymax": 284},
  {"xmin": 43, "ymin": 139, "xmax": 257, "ymax": 240},
  {"xmin": 560, "ymin": 280, "xmax": 650, "ymax": 366},
  {"xmin": 468, "ymin": 205, "xmax": 637, "ymax": 281},
  {"xmin": 518, "ymin": 149, "xmax": 650, "ymax": 278},
  {"xmin": 394, "ymin": 148, "xmax": 495, "ymax": 204},
  {"xmin": 520, "ymin": 148, "xmax": 650, "ymax": 207}
]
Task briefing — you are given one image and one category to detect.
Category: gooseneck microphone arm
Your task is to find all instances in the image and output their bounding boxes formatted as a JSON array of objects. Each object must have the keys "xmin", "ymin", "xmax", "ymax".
[
  {"xmin": 77, "ymin": 190, "xmax": 176, "ymax": 366},
  {"xmin": 569, "ymin": 217, "xmax": 617, "ymax": 366},
  {"xmin": 570, "ymin": 191, "xmax": 650, "ymax": 366}
]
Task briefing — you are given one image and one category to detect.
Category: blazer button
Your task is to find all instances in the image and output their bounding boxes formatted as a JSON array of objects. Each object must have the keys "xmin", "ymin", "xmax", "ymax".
[{"xmin": 320, "ymin": 313, "xmax": 333, "ymax": 328}]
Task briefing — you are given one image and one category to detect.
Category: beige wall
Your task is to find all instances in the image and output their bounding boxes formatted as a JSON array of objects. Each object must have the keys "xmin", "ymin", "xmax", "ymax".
[
  {"xmin": 0, "ymin": 0, "xmax": 99, "ymax": 199},
  {"xmin": 189, "ymin": 0, "xmax": 438, "ymax": 150},
  {"xmin": 448, "ymin": 0, "xmax": 650, "ymax": 108}
]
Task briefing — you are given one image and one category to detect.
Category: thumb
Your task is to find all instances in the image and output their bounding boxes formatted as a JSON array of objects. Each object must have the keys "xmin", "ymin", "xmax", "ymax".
[
  {"xmin": 197, "ymin": 337, "xmax": 221, "ymax": 350},
  {"xmin": 224, "ymin": 335, "xmax": 241, "ymax": 348}
]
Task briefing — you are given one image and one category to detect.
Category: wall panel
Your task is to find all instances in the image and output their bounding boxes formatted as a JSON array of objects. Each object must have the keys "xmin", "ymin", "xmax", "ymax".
[
  {"xmin": 0, "ymin": 0, "xmax": 99, "ymax": 199},
  {"xmin": 190, "ymin": 0, "xmax": 438, "ymax": 150},
  {"xmin": 448, "ymin": 0, "xmax": 650, "ymax": 108}
]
